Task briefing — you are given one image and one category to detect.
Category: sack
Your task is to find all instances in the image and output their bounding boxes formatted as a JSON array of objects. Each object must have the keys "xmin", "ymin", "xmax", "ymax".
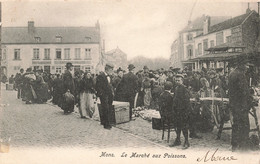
[{"xmin": 63, "ymin": 90, "xmax": 75, "ymax": 103}]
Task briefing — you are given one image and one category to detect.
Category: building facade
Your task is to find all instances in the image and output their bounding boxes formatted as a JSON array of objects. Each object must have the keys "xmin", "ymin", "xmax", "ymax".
[
  {"xmin": 1, "ymin": 21, "xmax": 101, "ymax": 76},
  {"xmin": 170, "ymin": 15, "xmax": 231, "ymax": 69},
  {"xmin": 104, "ymin": 47, "xmax": 128, "ymax": 71},
  {"xmin": 190, "ymin": 9, "xmax": 260, "ymax": 71}
]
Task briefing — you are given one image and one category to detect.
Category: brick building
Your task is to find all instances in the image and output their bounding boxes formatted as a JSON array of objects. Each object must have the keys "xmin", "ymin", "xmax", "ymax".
[
  {"xmin": 170, "ymin": 9, "xmax": 260, "ymax": 71},
  {"xmin": 1, "ymin": 21, "xmax": 101, "ymax": 77}
]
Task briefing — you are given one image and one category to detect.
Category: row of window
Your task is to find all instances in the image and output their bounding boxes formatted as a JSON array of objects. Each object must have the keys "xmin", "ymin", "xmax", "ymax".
[
  {"xmin": 13, "ymin": 48, "xmax": 92, "ymax": 60},
  {"xmin": 34, "ymin": 36, "xmax": 92, "ymax": 43},
  {"xmin": 18, "ymin": 65, "xmax": 92, "ymax": 74},
  {"xmin": 187, "ymin": 35, "xmax": 233, "ymax": 58}
]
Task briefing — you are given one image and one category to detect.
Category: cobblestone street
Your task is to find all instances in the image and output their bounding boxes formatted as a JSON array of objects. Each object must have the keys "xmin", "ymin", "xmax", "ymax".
[
  {"xmin": 0, "ymin": 86, "xmax": 168, "ymax": 150},
  {"xmin": 0, "ymin": 85, "xmax": 259, "ymax": 164}
]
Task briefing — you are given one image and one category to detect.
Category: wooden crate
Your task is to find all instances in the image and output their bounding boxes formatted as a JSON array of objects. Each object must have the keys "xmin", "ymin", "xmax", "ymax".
[
  {"xmin": 97, "ymin": 101, "xmax": 130, "ymax": 124},
  {"xmin": 114, "ymin": 101, "xmax": 130, "ymax": 124}
]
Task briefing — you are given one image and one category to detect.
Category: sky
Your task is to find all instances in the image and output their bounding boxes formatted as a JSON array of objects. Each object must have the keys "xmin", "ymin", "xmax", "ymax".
[{"xmin": 1, "ymin": 0, "xmax": 259, "ymax": 60}]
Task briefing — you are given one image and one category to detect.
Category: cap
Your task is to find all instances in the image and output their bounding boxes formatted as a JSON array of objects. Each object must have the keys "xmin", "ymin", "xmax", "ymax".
[
  {"xmin": 65, "ymin": 62, "xmax": 73, "ymax": 68},
  {"xmin": 128, "ymin": 64, "xmax": 135, "ymax": 70},
  {"xmin": 117, "ymin": 67, "xmax": 123, "ymax": 73},
  {"xmin": 143, "ymin": 66, "xmax": 149, "ymax": 70}
]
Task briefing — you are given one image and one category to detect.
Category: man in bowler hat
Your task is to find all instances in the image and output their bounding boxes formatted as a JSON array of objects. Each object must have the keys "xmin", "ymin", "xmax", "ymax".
[
  {"xmin": 96, "ymin": 63, "xmax": 114, "ymax": 129},
  {"xmin": 121, "ymin": 64, "xmax": 139, "ymax": 120}
]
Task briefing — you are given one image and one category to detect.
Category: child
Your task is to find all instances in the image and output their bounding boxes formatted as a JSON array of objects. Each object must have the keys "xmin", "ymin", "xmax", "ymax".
[{"xmin": 158, "ymin": 81, "xmax": 174, "ymax": 128}]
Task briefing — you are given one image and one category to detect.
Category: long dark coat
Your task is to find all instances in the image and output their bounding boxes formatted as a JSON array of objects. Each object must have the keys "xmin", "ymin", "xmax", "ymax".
[
  {"xmin": 62, "ymin": 70, "xmax": 75, "ymax": 95},
  {"xmin": 121, "ymin": 72, "xmax": 138, "ymax": 98},
  {"xmin": 52, "ymin": 77, "xmax": 63, "ymax": 105},
  {"xmin": 172, "ymin": 84, "xmax": 191, "ymax": 128},
  {"xmin": 228, "ymin": 68, "xmax": 250, "ymax": 148},
  {"xmin": 95, "ymin": 72, "xmax": 114, "ymax": 126}
]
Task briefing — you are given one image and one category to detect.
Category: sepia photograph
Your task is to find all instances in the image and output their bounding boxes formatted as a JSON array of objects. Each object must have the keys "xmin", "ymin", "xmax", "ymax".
[{"xmin": 0, "ymin": 0, "xmax": 260, "ymax": 163}]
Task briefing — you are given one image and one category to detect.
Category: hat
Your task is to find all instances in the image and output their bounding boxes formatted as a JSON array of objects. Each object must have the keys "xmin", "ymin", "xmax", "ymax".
[
  {"xmin": 65, "ymin": 62, "xmax": 73, "ymax": 68},
  {"xmin": 175, "ymin": 74, "xmax": 184, "ymax": 79},
  {"xmin": 128, "ymin": 64, "xmax": 135, "ymax": 70},
  {"xmin": 105, "ymin": 63, "xmax": 114, "ymax": 69},
  {"xmin": 164, "ymin": 81, "xmax": 173, "ymax": 90},
  {"xmin": 143, "ymin": 66, "xmax": 149, "ymax": 70},
  {"xmin": 26, "ymin": 68, "xmax": 32, "ymax": 72},
  {"xmin": 172, "ymin": 68, "xmax": 181, "ymax": 72},
  {"xmin": 117, "ymin": 67, "xmax": 123, "ymax": 73}
]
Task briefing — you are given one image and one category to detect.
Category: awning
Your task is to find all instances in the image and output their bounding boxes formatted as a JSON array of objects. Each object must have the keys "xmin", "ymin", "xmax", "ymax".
[
  {"xmin": 195, "ymin": 52, "xmax": 242, "ymax": 61},
  {"xmin": 181, "ymin": 52, "xmax": 260, "ymax": 63},
  {"xmin": 206, "ymin": 43, "xmax": 245, "ymax": 51}
]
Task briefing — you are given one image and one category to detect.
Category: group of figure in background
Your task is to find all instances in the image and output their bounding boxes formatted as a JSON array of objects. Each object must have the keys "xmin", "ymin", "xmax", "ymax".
[{"xmin": 9, "ymin": 58, "xmax": 259, "ymax": 150}]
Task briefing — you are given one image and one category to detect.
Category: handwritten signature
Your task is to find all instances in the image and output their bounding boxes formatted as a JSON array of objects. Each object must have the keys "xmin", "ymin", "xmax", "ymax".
[{"xmin": 197, "ymin": 148, "xmax": 237, "ymax": 162}]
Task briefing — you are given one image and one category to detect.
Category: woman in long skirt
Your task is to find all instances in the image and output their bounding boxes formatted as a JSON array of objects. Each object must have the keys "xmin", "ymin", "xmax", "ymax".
[{"xmin": 78, "ymin": 72, "xmax": 95, "ymax": 118}]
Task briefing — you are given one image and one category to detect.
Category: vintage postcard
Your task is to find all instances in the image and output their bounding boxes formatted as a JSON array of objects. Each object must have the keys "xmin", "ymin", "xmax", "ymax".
[{"xmin": 0, "ymin": 0, "xmax": 260, "ymax": 163}]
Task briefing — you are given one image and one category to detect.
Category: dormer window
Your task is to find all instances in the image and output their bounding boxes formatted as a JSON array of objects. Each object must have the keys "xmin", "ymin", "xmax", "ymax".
[
  {"xmin": 187, "ymin": 34, "xmax": 193, "ymax": 41},
  {"xmin": 35, "ymin": 37, "xmax": 41, "ymax": 42},
  {"xmin": 56, "ymin": 36, "xmax": 62, "ymax": 42},
  {"xmin": 85, "ymin": 37, "xmax": 91, "ymax": 42}
]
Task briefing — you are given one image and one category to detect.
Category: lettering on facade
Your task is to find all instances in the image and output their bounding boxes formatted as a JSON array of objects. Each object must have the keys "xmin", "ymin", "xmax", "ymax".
[
  {"xmin": 32, "ymin": 61, "xmax": 52, "ymax": 65},
  {"xmin": 54, "ymin": 60, "xmax": 91, "ymax": 65}
]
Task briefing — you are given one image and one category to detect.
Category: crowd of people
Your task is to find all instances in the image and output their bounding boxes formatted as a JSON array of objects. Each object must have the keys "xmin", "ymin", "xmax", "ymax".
[{"xmin": 6, "ymin": 58, "xmax": 260, "ymax": 150}]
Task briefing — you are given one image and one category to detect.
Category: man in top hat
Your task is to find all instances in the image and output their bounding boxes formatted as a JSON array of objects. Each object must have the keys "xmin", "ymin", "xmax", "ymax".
[
  {"xmin": 171, "ymin": 73, "xmax": 191, "ymax": 148},
  {"xmin": 96, "ymin": 63, "xmax": 114, "ymax": 129},
  {"xmin": 121, "ymin": 64, "xmax": 139, "ymax": 120},
  {"xmin": 62, "ymin": 62, "xmax": 76, "ymax": 114},
  {"xmin": 228, "ymin": 55, "xmax": 251, "ymax": 151},
  {"xmin": 112, "ymin": 67, "xmax": 124, "ymax": 101}
]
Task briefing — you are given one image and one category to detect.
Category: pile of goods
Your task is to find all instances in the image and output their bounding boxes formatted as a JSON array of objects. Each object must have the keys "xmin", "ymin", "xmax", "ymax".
[{"xmin": 133, "ymin": 107, "xmax": 161, "ymax": 122}]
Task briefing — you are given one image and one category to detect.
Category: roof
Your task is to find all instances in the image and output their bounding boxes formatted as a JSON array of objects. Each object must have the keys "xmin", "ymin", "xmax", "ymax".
[
  {"xmin": 2, "ymin": 26, "xmax": 100, "ymax": 44},
  {"xmin": 181, "ymin": 16, "xmax": 231, "ymax": 33},
  {"xmin": 105, "ymin": 47, "xmax": 127, "ymax": 57},
  {"xmin": 208, "ymin": 10, "xmax": 256, "ymax": 34},
  {"xmin": 206, "ymin": 42, "xmax": 246, "ymax": 51}
]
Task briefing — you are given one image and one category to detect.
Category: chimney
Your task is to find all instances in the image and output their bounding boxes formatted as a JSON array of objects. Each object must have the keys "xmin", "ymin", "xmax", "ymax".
[
  {"xmin": 96, "ymin": 20, "xmax": 100, "ymax": 30},
  {"xmin": 28, "ymin": 21, "xmax": 35, "ymax": 34},
  {"xmin": 203, "ymin": 16, "xmax": 210, "ymax": 35},
  {"xmin": 246, "ymin": 2, "xmax": 251, "ymax": 14}
]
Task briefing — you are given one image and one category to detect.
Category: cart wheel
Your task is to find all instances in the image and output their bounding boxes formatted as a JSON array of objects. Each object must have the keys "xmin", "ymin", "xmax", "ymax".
[
  {"xmin": 198, "ymin": 104, "xmax": 215, "ymax": 132},
  {"xmin": 212, "ymin": 105, "xmax": 221, "ymax": 129}
]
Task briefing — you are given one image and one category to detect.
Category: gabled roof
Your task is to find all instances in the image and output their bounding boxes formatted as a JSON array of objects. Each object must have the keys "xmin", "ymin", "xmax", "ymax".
[
  {"xmin": 2, "ymin": 26, "xmax": 100, "ymax": 44},
  {"xmin": 181, "ymin": 16, "xmax": 231, "ymax": 33},
  {"xmin": 208, "ymin": 10, "xmax": 257, "ymax": 34},
  {"xmin": 105, "ymin": 47, "xmax": 127, "ymax": 57}
]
